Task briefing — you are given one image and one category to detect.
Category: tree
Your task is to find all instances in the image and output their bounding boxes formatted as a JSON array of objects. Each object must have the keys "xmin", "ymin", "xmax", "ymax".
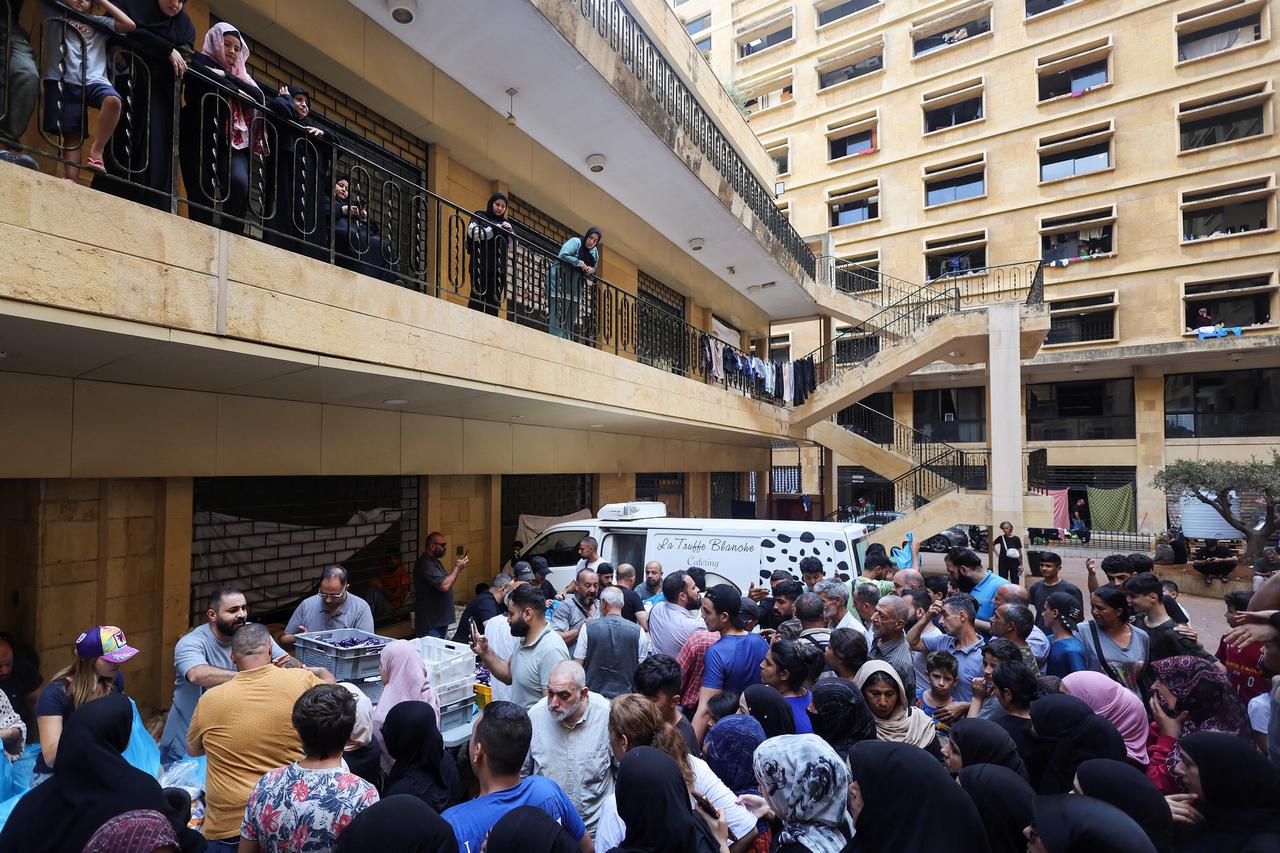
[{"xmin": 1154, "ymin": 452, "xmax": 1280, "ymax": 562}]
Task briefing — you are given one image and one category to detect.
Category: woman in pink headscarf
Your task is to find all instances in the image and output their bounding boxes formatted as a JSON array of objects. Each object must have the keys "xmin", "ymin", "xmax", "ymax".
[
  {"xmin": 371, "ymin": 639, "xmax": 440, "ymax": 774},
  {"xmin": 1062, "ymin": 670, "xmax": 1149, "ymax": 767},
  {"xmin": 178, "ymin": 21, "xmax": 267, "ymax": 232}
]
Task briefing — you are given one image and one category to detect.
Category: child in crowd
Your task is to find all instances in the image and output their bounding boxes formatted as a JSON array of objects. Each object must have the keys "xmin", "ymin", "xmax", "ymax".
[
  {"xmin": 40, "ymin": 0, "xmax": 134, "ymax": 181},
  {"xmin": 1160, "ymin": 580, "xmax": 1187, "ymax": 623},
  {"xmin": 917, "ymin": 650, "xmax": 958, "ymax": 734}
]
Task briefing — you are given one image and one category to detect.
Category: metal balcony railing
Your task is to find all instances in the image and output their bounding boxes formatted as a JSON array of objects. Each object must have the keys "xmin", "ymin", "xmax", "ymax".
[
  {"xmin": 565, "ymin": 0, "xmax": 816, "ymax": 278},
  {"xmin": 4, "ymin": 4, "xmax": 785, "ymax": 404}
]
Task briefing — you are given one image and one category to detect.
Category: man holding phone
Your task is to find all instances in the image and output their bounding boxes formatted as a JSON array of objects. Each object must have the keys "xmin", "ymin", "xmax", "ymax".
[{"xmin": 414, "ymin": 531, "xmax": 469, "ymax": 639}]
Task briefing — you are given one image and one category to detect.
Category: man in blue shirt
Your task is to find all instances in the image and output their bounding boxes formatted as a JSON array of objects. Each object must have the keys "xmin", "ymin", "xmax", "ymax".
[
  {"xmin": 444, "ymin": 700, "xmax": 588, "ymax": 853},
  {"xmin": 907, "ymin": 594, "xmax": 986, "ymax": 727},
  {"xmin": 691, "ymin": 585, "xmax": 768, "ymax": 741},
  {"xmin": 945, "ymin": 547, "xmax": 1003, "ymax": 621}
]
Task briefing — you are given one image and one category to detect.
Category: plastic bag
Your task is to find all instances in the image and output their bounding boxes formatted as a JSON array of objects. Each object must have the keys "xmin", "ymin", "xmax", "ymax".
[
  {"xmin": 123, "ymin": 697, "xmax": 161, "ymax": 778},
  {"xmin": 159, "ymin": 755, "xmax": 207, "ymax": 792}
]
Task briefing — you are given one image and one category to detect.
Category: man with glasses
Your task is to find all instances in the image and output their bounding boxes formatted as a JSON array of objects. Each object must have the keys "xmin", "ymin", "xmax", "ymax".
[
  {"xmin": 280, "ymin": 565, "xmax": 374, "ymax": 647},
  {"xmin": 414, "ymin": 530, "xmax": 469, "ymax": 638}
]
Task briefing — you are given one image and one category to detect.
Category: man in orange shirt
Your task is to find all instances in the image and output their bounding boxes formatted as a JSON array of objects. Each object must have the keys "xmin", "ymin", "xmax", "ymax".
[{"xmin": 188, "ymin": 623, "xmax": 333, "ymax": 851}]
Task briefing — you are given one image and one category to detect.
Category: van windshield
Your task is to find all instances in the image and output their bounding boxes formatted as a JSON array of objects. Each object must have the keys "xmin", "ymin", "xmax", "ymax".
[{"xmin": 524, "ymin": 529, "xmax": 589, "ymax": 568}]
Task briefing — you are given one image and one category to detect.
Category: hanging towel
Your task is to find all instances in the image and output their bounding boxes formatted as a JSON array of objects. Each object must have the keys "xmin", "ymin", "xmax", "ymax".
[
  {"xmin": 1086, "ymin": 483, "xmax": 1136, "ymax": 532},
  {"xmin": 1049, "ymin": 489, "xmax": 1072, "ymax": 530}
]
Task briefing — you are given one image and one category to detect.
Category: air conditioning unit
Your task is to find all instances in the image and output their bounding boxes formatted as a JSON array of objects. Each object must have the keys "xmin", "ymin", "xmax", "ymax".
[{"xmin": 597, "ymin": 501, "xmax": 669, "ymax": 521}]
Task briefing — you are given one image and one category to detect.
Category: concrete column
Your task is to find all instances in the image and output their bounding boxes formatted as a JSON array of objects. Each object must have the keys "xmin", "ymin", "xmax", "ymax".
[
  {"xmin": 754, "ymin": 468, "xmax": 770, "ymax": 519},
  {"xmin": 821, "ymin": 447, "xmax": 838, "ymax": 517},
  {"xmin": 988, "ymin": 305, "xmax": 1025, "ymax": 532},
  {"xmin": 893, "ymin": 390, "xmax": 914, "ymax": 429},
  {"xmin": 1133, "ymin": 371, "xmax": 1167, "ymax": 534}
]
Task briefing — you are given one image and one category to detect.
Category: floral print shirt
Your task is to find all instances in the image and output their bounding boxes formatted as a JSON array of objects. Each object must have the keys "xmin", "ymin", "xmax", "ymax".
[{"xmin": 242, "ymin": 763, "xmax": 379, "ymax": 852}]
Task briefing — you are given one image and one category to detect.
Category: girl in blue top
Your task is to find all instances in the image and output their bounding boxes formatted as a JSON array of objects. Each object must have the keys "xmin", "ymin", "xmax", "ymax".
[
  {"xmin": 1043, "ymin": 590, "xmax": 1088, "ymax": 678},
  {"xmin": 547, "ymin": 227, "xmax": 602, "ymax": 340},
  {"xmin": 759, "ymin": 639, "xmax": 822, "ymax": 734}
]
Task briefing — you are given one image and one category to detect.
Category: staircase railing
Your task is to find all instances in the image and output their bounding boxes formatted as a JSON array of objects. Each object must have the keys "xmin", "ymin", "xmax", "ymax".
[
  {"xmin": 930, "ymin": 260, "xmax": 1047, "ymax": 306},
  {"xmin": 817, "ymin": 255, "xmax": 950, "ymax": 308},
  {"xmin": 834, "ymin": 403, "xmax": 962, "ymax": 467},
  {"xmin": 801, "ymin": 282, "xmax": 963, "ymax": 386}
]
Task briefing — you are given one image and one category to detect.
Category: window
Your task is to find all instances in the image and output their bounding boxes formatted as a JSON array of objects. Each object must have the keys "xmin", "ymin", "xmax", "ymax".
[
  {"xmin": 923, "ymin": 79, "xmax": 983, "ymax": 132},
  {"xmin": 744, "ymin": 79, "xmax": 794, "ymax": 115},
  {"xmin": 831, "ymin": 252, "xmax": 881, "ymax": 294},
  {"xmin": 1038, "ymin": 122, "xmax": 1113, "ymax": 181},
  {"xmin": 913, "ymin": 387, "xmax": 986, "ymax": 442},
  {"xmin": 912, "ymin": 5, "xmax": 992, "ymax": 56},
  {"xmin": 834, "ymin": 326, "xmax": 881, "ymax": 364},
  {"xmin": 1176, "ymin": 0, "xmax": 1265, "ymax": 62},
  {"xmin": 1180, "ymin": 178, "xmax": 1274, "ymax": 241},
  {"xmin": 739, "ymin": 20, "xmax": 793, "ymax": 58},
  {"xmin": 686, "ymin": 14, "xmax": 710, "ymax": 36},
  {"xmin": 1183, "ymin": 275, "xmax": 1274, "ymax": 329},
  {"xmin": 1040, "ymin": 207, "xmax": 1115, "ymax": 261},
  {"xmin": 829, "ymin": 181, "xmax": 880, "ymax": 226},
  {"xmin": 1027, "ymin": 378, "xmax": 1135, "ymax": 440},
  {"xmin": 925, "ymin": 232, "xmax": 987, "ymax": 279},
  {"xmin": 769, "ymin": 335, "xmax": 792, "ymax": 362},
  {"xmin": 695, "ymin": 36, "xmax": 712, "ymax": 54},
  {"xmin": 818, "ymin": 0, "xmax": 881, "ymax": 26},
  {"xmin": 1045, "ymin": 292, "xmax": 1117, "ymax": 344},
  {"xmin": 826, "ymin": 112, "xmax": 878, "ymax": 159},
  {"xmin": 1178, "ymin": 84, "xmax": 1270, "ymax": 151},
  {"xmin": 1165, "ymin": 368, "xmax": 1280, "ymax": 437},
  {"xmin": 1026, "ymin": 0, "xmax": 1080, "ymax": 16},
  {"xmin": 818, "ymin": 54, "xmax": 883, "ymax": 88},
  {"xmin": 1037, "ymin": 38, "xmax": 1111, "ymax": 101},
  {"xmin": 766, "ymin": 141, "xmax": 790, "ymax": 175},
  {"xmin": 924, "ymin": 155, "xmax": 986, "ymax": 206}
]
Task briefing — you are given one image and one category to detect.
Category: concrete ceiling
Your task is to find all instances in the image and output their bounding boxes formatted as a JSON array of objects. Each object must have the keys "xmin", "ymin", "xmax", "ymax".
[
  {"xmin": 0, "ymin": 310, "xmax": 772, "ymax": 447},
  {"xmin": 346, "ymin": 0, "xmax": 816, "ymax": 319}
]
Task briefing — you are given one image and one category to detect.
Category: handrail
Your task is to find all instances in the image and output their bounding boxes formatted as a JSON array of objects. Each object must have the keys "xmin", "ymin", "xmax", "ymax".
[
  {"xmin": 816, "ymin": 254, "xmax": 949, "ymax": 308},
  {"xmin": 929, "ymin": 260, "xmax": 1047, "ymax": 306},
  {"xmin": 566, "ymin": 0, "xmax": 816, "ymax": 278},
  {"xmin": 834, "ymin": 402, "xmax": 966, "ymax": 466},
  {"xmin": 7, "ymin": 10, "xmax": 785, "ymax": 406}
]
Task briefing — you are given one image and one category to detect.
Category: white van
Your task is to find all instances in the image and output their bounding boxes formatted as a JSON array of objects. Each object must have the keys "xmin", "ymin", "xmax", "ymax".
[{"xmin": 517, "ymin": 502, "xmax": 870, "ymax": 594}]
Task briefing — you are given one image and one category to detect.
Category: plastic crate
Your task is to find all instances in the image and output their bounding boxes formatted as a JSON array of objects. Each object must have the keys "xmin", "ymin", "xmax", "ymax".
[
  {"xmin": 293, "ymin": 629, "xmax": 391, "ymax": 681},
  {"xmin": 440, "ymin": 697, "xmax": 476, "ymax": 732},
  {"xmin": 415, "ymin": 636, "xmax": 475, "ymax": 686},
  {"xmin": 354, "ymin": 678, "xmax": 384, "ymax": 707},
  {"xmin": 434, "ymin": 674, "xmax": 476, "ymax": 708}
]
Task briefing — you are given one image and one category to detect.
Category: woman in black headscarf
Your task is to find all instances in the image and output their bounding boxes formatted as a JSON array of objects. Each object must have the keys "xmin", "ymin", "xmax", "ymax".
[
  {"xmin": 485, "ymin": 806, "xmax": 579, "ymax": 853},
  {"xmin": 263, "ymin": 83, "xmax": 331, "ymax": 260},
  {"xmin": 467, "ymin": 192, "xmax": 513, "ymax": 316},
  {"xmin": 808, "ymin": 679, "xmax": 875, "ymax": 762},
  {"xmin": 380, "ymin": 700, "xmax": 460, "ymax": 813},
  {"xmin": 92, "ymin": 0, "xmax": 196, "ymax": 208},
  {"xmin": 1073, "ymin": 759, "xmax": 1173, "ymax": 853},
  {"xmin": 1172, "ymin": 731, "xmax": 1280, "ymax": 853},
  {"xmin": 614, "ymin": 746, "xmax": 724, "ymax": 853},
  {"xmin": 958, "ymin": 764, "xmax": 1034, "ymax": 853},
  {"xmin": 0, "ymin": 694, "xmax": 181, "ymax": 853},
  {"xmin": 741, "ymin": 683, "xmax": 796, "ymax": 739},
  {"xmin": 844, "ymin": 740, "xmax": 990, "ymax": 853},
  {"xmin": 945, "ymin": 717, "xmax": 1030, "ymax": 780},
  {"xmin": 1026, "ymin": 794, "xmax": 1156, "ymax": 853},
  {"xmin": 334, "ymin": 794, "xmax": 458, "ymax": 853},
  {"xmin": 547, "ymin": 227, "xmax": 602, "ymax": 340},
  {"xmin": 1026, "ymin": 693, "xmax": 1126, "ymax": 794}
]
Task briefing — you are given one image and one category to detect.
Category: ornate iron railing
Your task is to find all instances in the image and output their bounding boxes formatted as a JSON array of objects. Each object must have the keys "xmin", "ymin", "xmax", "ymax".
[
  {"xmin": 565, "ymin": 0, "xmax": 815, "ymax": 278},
  {"xmin": 931, "ymin": 260, "xmax": 1046, "ymax": 306},
  {"xmin": 5, "ymin": 4, "xmax": 784, "ymax": 404}
]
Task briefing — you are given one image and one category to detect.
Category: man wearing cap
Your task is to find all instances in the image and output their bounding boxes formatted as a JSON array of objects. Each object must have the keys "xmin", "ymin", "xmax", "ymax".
[
  {"xmin": 530, "ymin": 556, "xmax": 557, "ymax": 602},
  {"xmin": 279, "ymin": 565, "xmax": 375, "ymax": 647},
  {"xmin": 453, "ymin": 572, "xmax": 513, "ymax": 643},
  {"xmin": 691, "ymin": 585, "xmax": 769, "ymax": 740},
  {"xmin": 160, "ymin": 586, "xmax": 289, "ymax": 764},
  {"xmin": 32, "ymin": 625, "xmax": 137, "ymax": 776}
]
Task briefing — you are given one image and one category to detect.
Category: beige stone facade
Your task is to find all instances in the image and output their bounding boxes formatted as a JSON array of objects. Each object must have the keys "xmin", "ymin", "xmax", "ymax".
[{"xmin": 682, "ymin": 0, "xmax": 1280, "ymax": 528}]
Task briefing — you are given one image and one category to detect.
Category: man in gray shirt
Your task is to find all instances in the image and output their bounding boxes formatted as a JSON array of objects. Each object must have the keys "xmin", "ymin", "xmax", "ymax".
[
  {"xmin": 549, "ymin": 567, "xmax": 599, "ymax": 646},
  {"xmin": 279, "ymin": 565, "xmax": 374, "ymax": 646},
  {"xmin": 472, "ymin": 584, "xmax": 570, "ymax": 709},
  {"xmin": 159, "ymin": 586, "xmax": 288, "ymax": 763},
  {"xmin": 870, "ymin": 594, "xmax": 916, "ymax": 695},
  {"xmin": 413, "ymin": 531, "xmax": 468, "ymax": 638}
]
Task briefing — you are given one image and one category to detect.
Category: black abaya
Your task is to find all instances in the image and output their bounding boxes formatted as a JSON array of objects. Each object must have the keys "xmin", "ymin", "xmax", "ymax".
[
  {"xmin": 467, "ymin": 193, "xmax": 511, "ymax": 316},
  {"xmin": 615, "ymin": 747, "xmax": 721, "ymax": 853},
  {"xmin": 743, "ymin": 683, "xmax": 797, "ymax": 739},
  {"xmin": 1074, "ymin": 759, "xmax": 1173, "ymax": 853},
  {"xmin": 1031, "ymin": 794, "xmax": 1156, "ymax": 853},
  {"xmin": 958, "ymin": 765, "xmax": 1034, "ymax": 853},
  {"xmin": 844, "ymin": 740, "xmax": 990, "ymax": 853},
  {"xmin": 381, "ymin": 700, "xmax": 460, "ymax": 814},
  {"xmin": 1175, "ymin": 732, "xmax": 1280, "ymax": 853},
  {"xmin": 334, "ymin": 794, "xmax": 457, "ymax": 853},
  {"xmin": 262, "ymin": 87, "xmax": 330, "ymax": 260},
  {"xmin": 1026, "ymin": 694, "xmax": 1126, "ymax": 794},
  {"xmin": 484, "ymin": 806, "xmax": 579, "ymax": 853},
  {"xmin": 950, "ymin": 717, "xmax": 1030, "ymax": 780}
]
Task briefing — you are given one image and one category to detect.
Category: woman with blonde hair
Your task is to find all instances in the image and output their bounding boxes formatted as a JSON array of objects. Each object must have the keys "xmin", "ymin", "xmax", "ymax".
[
  {"xmin": 594, "ymin": 693, "xmax": 758, "ymax": 853},
  {"xmin": 34, "ymin": 625, "xmax": 139, "ymax": 781}
]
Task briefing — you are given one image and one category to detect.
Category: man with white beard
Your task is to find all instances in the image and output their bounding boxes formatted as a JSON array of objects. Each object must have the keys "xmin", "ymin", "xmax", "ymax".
[{"xmin": 522, "ymin": 660, "xmax": 614, "ymax": 837}]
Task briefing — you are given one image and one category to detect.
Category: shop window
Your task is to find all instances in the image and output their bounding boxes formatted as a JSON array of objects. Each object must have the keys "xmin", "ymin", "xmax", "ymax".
[{"xmin": 1165, "ymin": 367, "xmax": 1280, "ymax": 437}]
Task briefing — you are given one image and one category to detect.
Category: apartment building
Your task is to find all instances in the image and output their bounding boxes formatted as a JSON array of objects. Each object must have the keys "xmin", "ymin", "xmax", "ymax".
[{"xmin": 677, "ymin": 0, "xmax": 1280, "ymax": 540}]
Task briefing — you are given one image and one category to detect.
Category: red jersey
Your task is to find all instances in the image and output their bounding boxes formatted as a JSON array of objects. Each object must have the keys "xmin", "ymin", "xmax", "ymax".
[{"xmin": 1215, "ymin": 635, "xmax": 1268, "ymax": 702}]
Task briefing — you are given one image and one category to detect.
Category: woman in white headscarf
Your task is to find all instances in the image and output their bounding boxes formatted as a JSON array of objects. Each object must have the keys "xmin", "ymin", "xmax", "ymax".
[
  {"xmin": 853, "ymin": 660, "xmax": 941, "ymax": 757},
  {"xmin": 749, "ymin": 734, "xmax": 850, "ymax": 853},
  {"xmin": 338, "ymin": 682, "xmax": 381, "ymax": 786}
]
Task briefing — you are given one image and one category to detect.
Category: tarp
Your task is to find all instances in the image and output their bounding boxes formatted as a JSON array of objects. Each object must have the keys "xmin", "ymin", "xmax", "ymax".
[
  {"xmin": 1087, "ymin": 483, "xmax": 1136, "ymax": 533},
  {"xmin": 516, "ymin": 509, "xmax": 593, "ymax": 551}
]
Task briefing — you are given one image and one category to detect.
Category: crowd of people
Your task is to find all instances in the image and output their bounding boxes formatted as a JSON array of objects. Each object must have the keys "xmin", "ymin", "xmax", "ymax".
[{"xmin": 0, "ymin": 529, "xmax": 1277, "ymax": 852}]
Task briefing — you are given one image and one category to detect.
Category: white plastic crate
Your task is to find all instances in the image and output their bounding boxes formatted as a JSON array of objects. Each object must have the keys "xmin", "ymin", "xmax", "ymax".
[
  {"xmin": 415, "ymin": 636, "xmax": 475, "ymax": 686},
  {"xmin": 434, "ymin": 674, "xmax": 476, "ymax": 708}
]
